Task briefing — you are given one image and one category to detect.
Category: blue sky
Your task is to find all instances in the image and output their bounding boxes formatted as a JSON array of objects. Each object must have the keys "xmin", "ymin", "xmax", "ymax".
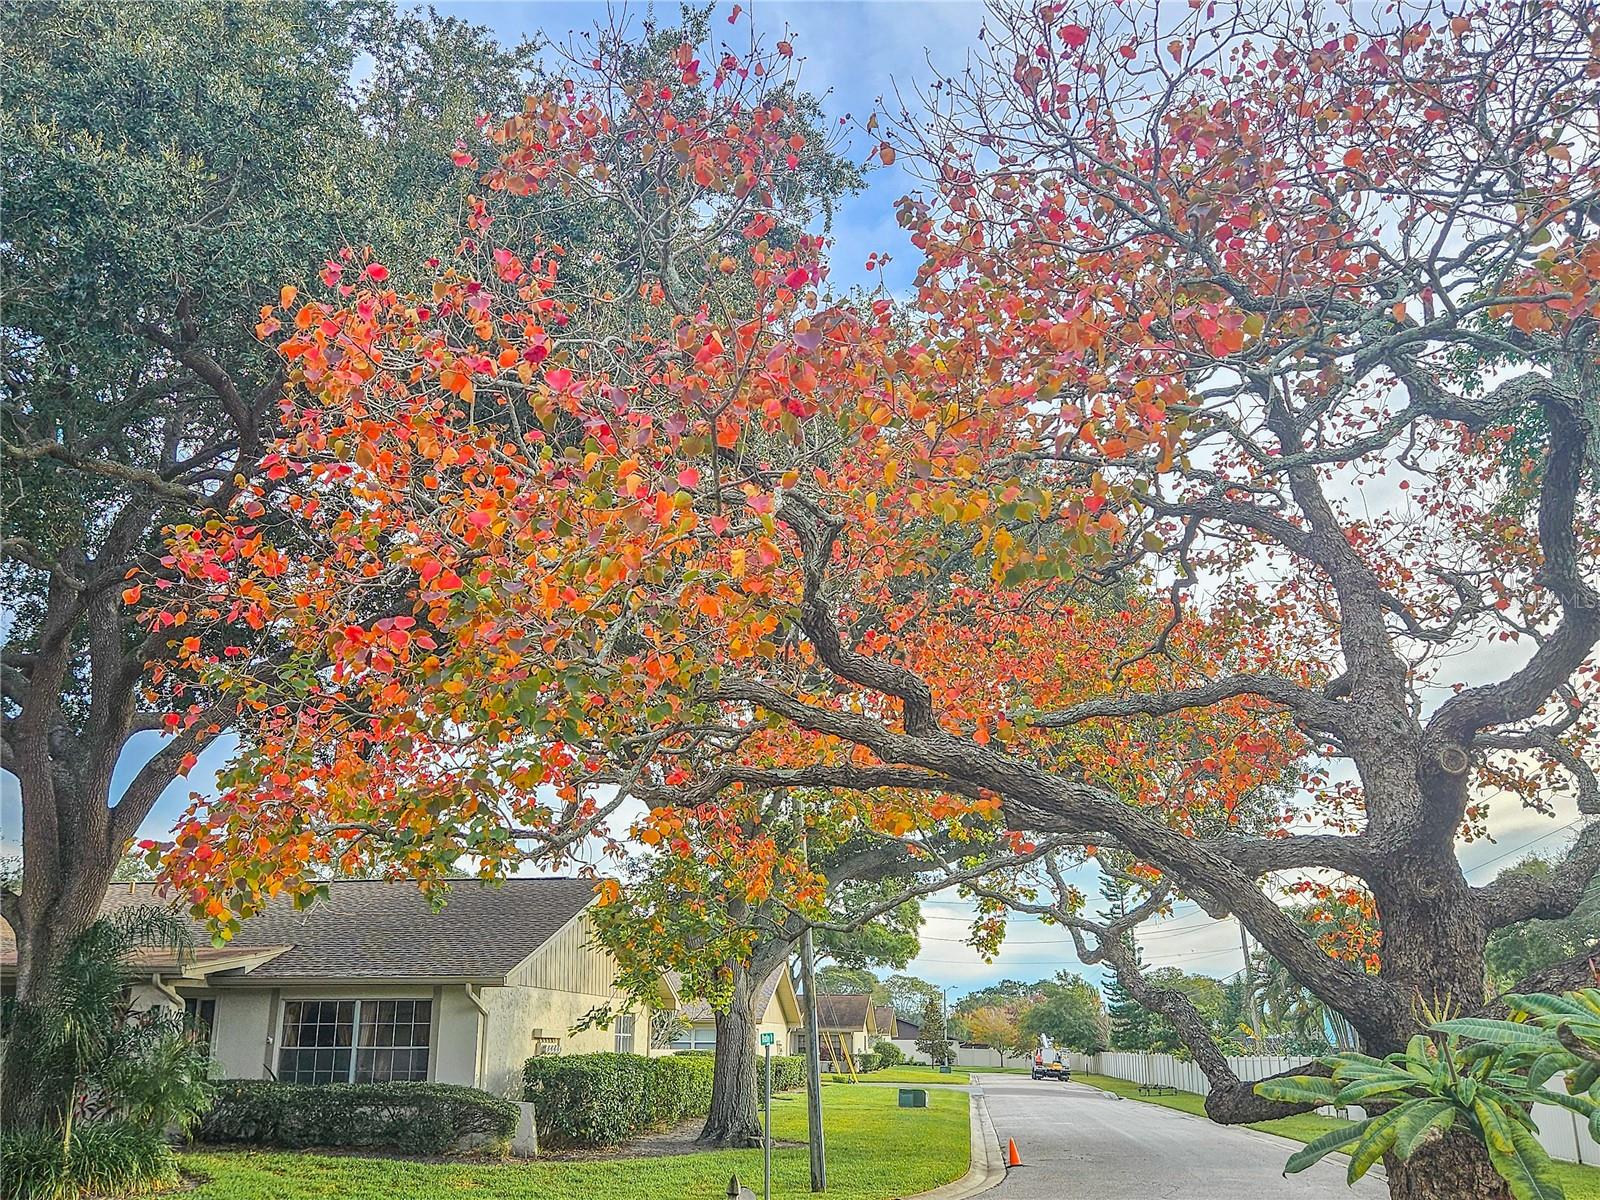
[{"xmin": 3, "ymin": 0, "xmax": 1588, "ymax": 1002}]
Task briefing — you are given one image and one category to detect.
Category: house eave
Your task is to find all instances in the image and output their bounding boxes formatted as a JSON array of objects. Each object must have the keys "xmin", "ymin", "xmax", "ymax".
[{"xmin": 196, "ymin": 972, "xmax": 511, "ymax": 989}]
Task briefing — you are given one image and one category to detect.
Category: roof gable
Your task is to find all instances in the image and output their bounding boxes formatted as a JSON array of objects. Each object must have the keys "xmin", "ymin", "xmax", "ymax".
[
  {"xmin": 676, "ymin": 963, "xmax": 790, "ymax": 1023},
  {"xmin": 873, "ymin": 1005, "xmax": 897, "ymax": 1038}
]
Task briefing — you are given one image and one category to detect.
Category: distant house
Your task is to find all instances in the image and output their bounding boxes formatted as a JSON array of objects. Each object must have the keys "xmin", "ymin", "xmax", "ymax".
[
  {"xmin": 807, "ymin": 992, "xmax": 881, "ymax": 1062},
  {"xmin": 891, "ymin": 1016, "xmax": 924, "ymax": 1062},
  {"xmin": 872, "ymin": 1004, "xmax": 899, "ymax": 1040},
  {"xmin": 671, "ymin": 966, "xmax": 803, "ymax": 1054},
  {"xmin": 0, "ymin": 879, "xmax": 674, "ymax": 1099}
]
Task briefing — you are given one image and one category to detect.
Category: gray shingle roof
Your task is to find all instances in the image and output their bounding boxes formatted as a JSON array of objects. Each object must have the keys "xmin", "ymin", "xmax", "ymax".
[
  {"xmin": 814, "ymin": 992, "xmax": 872, "ymax": 1031},
  {"xmin": 4, "ymin": 878, "xmax": 599, "ymax": 984},
  {"xmin": 873, "ymin": 1005, "xmax": 897, "ymax": 1038}
]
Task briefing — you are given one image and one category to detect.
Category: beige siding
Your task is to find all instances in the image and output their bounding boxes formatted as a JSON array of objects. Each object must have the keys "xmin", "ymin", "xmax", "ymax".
[
  {"xmin": 435, "ymin": 985, "xmax": 484, "ymax": 1088},
  {"xmin": 509, "ymin": 910, "xmax": 617, "ymax": 994}
]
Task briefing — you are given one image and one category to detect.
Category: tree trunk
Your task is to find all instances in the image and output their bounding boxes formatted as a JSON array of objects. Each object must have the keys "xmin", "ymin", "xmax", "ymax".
[
  {"xmin": 0, "ymin": 853, "xmax": 115, "ymax": 1130},
  {"xmin": 698, "ymin": 961, "xmax": 764, "ymax": 1148},
  {"xmin": 1386, "ymin": 1131, "xmax": 1513, "ymax": 1200}
]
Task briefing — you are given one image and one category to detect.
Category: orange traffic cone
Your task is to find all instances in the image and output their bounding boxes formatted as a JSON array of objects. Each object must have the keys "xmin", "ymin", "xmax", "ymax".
[{"xmin": 1006, "ymin": 1137, "xmax": 1022, "ymax": 1167}]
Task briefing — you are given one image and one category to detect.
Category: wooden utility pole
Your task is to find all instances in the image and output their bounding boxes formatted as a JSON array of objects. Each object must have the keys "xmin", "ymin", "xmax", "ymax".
[{"xmin": 800, "ymin": 926, "xmax": 827, "ymax": 1192}]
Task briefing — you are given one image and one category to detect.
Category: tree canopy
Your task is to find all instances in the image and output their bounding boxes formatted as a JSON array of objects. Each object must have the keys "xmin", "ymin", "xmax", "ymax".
[{"xmin": 114, "ymin": 4, "xmax": 1600, "ymax": 1195}]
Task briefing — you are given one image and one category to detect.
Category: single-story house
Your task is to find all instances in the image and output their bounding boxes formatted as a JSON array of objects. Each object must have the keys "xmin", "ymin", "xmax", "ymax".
[
  {"xmin": 806, "ymin": 993, "xmax": 881, "ymax": 1062},
  {"xmin": 671, "ymin": 965, "xmax": 803, "ymax": 1054},
  {"xmin": 873, "ymin": 1004, "xmax": 899, "ymax": 1040},
  {"xmin": 1, "ymin": 878, "xmax": 673, "ymax": 1100}
]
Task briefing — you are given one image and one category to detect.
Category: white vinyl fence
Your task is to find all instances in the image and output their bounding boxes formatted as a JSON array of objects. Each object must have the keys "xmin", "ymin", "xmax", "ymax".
[
  {"xmin": 1062, "ymin": 1051, "xmax": 1592, "ymax": 1166},
  {"xmin": 890, "ymin": 1040, "xmax": 1032, "ymax": 1069}
]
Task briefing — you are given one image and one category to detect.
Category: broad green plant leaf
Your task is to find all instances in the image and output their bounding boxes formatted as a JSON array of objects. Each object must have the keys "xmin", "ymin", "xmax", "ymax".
[
  {"xmin": 1485, "ymin": 1119, "xmax": 1566, "ymax": 1200},
  {"xmin": 1281, "ymin": 1120, "xmax": 1370, "ymax": 1175},
  {"xmin": 1388, "ymin": 1098, "xmax": 1458, "ymax": 1161}
]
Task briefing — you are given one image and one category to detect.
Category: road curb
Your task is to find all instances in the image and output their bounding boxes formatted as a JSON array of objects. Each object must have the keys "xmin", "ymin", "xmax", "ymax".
[{"xmin": 899, "ymin": 1080, "xmax": 1004, "ymax": 1200}]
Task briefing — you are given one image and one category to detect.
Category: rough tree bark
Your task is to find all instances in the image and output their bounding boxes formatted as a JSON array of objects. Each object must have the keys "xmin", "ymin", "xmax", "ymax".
[
  {"xmin": 698, "ymin": 940, "xmax": 795, "ymax": 1147},
  {"xmin": 1, "ymin": 484, "xmax": 234, "ymax": 1130}
]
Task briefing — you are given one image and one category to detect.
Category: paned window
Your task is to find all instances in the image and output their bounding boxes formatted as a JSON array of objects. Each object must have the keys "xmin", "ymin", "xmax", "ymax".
[
  {"xmin": 613, "ymin": 1014, "xmax": 636, "ymax": 1054},
  {"xmin": 667, "ymin": 1025, "xmax": 718, "ymax": 1052},
  {"xmin": 183, "ymin": 996, "xmax": 217, "ymax": 1054},
  {"xmin": 277, "ymin": 999, "xmax": 431, "ymax": 1084}
]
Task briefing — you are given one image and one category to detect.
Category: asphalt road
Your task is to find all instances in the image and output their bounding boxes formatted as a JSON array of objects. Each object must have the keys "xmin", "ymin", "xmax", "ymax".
[{"xmin": 977, "ymin": 1075, "xmax": 1387, "ymax": 1199}]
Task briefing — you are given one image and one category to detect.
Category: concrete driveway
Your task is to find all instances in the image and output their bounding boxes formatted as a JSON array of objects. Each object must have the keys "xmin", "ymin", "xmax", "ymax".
[{"xmin": 976, "ymin": 1075, "xmax": 1387, "ymax": 1199}]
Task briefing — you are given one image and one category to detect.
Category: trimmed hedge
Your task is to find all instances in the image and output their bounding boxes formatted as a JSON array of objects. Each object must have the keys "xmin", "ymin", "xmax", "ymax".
[
  {"xmin": 526, "ymin": 1051, "xmax": 799, "ymax": 1146},
  {"xmin": 523, "ymin": 1053, "xmax": 656, "ymax": 1146},
  {"xmin": 644, "ymin": 1054, "xmax": 716, "ymax": 1127},
  {"xmin": 762, "ymin": 1053, "xmax": 806, "ymax": 1098},
  {"xmin": 194, "ymin": 1080, "xmax": 519, "ymax": 1156},
  {"xmin": 873, "ymin": 1039, "xmax": 907, "ymax": 1067},
  {"xmin": 854, "ymin": 1051, "xmax": 881, "ymax": 1073},
  {"xmin": 1, "ymin": 1121, "xmax": 175, "ymax": 1200}
]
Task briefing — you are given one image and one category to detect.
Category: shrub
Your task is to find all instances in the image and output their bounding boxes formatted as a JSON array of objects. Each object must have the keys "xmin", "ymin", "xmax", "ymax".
[
  {"xmin": 194, "ymin": 1080, "xmax": 518, "ymax": 1156},
  {"xmin": 762, "ymin": 1054, "xmax": 806, "ymax": 1098},
  {"xmin": 1, "ymin": 1121, "xmax": 175, "ymax": 1200},
  {"xmin": 523, "ymin": 1052, "xmax": 725, "ymax": 1145},
  {"xmin": 92, "ymin": 1011, "xmax": 215, "ymax": 1133},
  {"xmin": 645, "ymin": 1054, "xmax": 715, "ymax": 1127},
  {"xmin": 873, "ymin": 1039, "xmax": 906, "ymax": 1067},
  {"xmin": 523, "ymin": 1053, "xmax": 654, "ymax": 1146},
  {"xmin": 854, "ymin": 1051, "xmax": 880, "ymax": 1073}
]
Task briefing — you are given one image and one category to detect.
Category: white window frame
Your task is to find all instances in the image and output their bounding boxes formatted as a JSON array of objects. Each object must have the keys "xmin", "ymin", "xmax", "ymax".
[
  {"xmin": 613, "ymin": 1013, "xmax": 636, "ymax": 1054},
  {"xmin": 275, "ymin": 997, "xmax": 433, "ymax": 1085},
  {"xmin": 668, "ymin": 1024, "xmax": 718, "ymax": 1053}
]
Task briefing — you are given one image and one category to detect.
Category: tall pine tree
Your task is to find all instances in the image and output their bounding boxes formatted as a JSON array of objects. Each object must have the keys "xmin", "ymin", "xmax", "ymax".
[{"xmin": 1099, "ymin": 871, "xmax": 1162, "ymax": 1051}]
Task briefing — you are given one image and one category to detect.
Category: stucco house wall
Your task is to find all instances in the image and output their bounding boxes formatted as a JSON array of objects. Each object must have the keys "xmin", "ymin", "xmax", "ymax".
[{"xmin": 479, "ymin": 910, "xmax": 657, "ymax": 1097}]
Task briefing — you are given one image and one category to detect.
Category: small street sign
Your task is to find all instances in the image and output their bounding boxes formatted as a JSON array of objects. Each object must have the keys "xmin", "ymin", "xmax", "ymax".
[{"xmin": 760, "ymin": 1032, "xmax": 776, "ymax": 1046}]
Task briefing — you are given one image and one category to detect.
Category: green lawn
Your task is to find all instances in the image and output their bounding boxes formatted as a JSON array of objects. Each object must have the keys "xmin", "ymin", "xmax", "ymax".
[
  {"xmin": 1074, "ymin": 1072, "xmax": 1600, "ymax": 1199},
  {"xmin": 848, "ymin": 1066, "xmax": 971, "ymax": 1084},
  {"xmin": 847, "ymin": 1065, "xmax": 1031, "ymax": 1084},
  {"xmin": 177, "ymin": 1085, "xmax": 969, "ymax": 1200}
]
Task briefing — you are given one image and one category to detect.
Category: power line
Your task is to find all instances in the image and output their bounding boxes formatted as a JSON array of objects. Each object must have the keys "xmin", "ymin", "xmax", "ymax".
[{"xmin": 1463, "ymin": 818, "xmax": 1583, "ymax": 877}]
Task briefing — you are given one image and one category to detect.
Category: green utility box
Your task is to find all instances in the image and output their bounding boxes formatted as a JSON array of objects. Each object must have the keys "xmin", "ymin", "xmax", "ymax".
[{"xmin": 897, "ymin": 1089, "xmax": 928, "ymax": 1108}]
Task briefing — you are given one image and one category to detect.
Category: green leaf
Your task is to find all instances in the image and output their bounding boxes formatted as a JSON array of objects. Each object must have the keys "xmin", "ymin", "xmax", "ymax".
[
  {"xmin": 1473, "ymin": 1095, "xmax": 1524, "ymax": 1154},
  {"xmin": 1435, "ymin": 1019, "xmax": 1562, "ymax": 1051},
  {"xmin": 1533, "ymin": 1085, "xmax": 1600, "ymax": 1121},
  {"xmin": 1347, "ymin": 1107, "xmax": 1402, "ymax": 1183},
  {"xmin": 1281, "ymin": 1120, "xmax": 1370, "ymax": 1175},
  {"xmin": 1254, "ymin": 1075, "xmax": 1341, "ymax": 1105},
  {"xmin": 1506, "ymin": 994, "xmax": 1593, "ymax": 1023},
  {"xmin": 1485, "ymin": 1118, "xmax": 1566, "ymax": 1200},
  {"xmin": 1334, "ymin": 1075, "xmax": 1425, "ymax": 1104},
  {"xmin": 1388, "ymin": 1098, "xmax": 1458, "ymax": 1161}
]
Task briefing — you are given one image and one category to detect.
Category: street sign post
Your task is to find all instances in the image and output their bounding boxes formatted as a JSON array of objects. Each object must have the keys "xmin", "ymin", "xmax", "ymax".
[{"xmin": 760, "ymin": 1033, "xmax": 775, "ymax": 1200}]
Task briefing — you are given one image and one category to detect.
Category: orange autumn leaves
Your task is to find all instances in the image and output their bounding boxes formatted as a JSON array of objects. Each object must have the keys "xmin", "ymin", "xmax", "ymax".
[{"xmin": 136, "ymin": 26, "xmax": 1312, "ymax": 932}]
